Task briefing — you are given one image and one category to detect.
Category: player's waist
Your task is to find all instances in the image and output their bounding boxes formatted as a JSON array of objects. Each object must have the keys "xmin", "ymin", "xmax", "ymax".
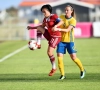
[
  {"xmin": 48, "ymin": 31, "xmax": 61, "ymax": 36},
  {"xmin": 61, "ymin": 38, "xmax": 74, "ymax": 42},
  {"xmin": 50, "ymin": 33, "xmax": 61, "ymax": 37},
  {"xmin": 61, "ymin": 40, "xmax": 74, "ymax": 42},
  {"xmin": 51, "ymin": 35, "xmax": 61, "ymax": 37}
]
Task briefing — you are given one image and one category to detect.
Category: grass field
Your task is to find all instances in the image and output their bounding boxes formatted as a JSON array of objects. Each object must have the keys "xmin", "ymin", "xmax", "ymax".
[{"xmin": 0, "ymin": 38, "xmax": 100, "ymax": 90}]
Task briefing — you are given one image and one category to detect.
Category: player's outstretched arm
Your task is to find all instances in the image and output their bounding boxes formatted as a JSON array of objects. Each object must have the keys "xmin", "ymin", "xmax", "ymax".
[{"xmin": 27, "ymin": 24, "xmax": 44, "ymax": 30}]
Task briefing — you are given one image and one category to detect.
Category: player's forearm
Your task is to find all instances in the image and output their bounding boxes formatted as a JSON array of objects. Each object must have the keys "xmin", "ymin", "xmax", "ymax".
[
  {"xmin": 52, "ymin": 20, "xmax": 63, "ymax": 31},
  {"xmin": 27, "ymin": 25, "xmax": 43, "ymax": 30},
  {"xmin": 30, "ymin": 25, "xmax": 42, "ymax": 29},
  {"xmin": 60, "ymin": 26, "xmax": 73, "ymax": 32},
  {"xmin": 60, "ymin": 28, "xmax": 69, "ymax": 32},
  {"xmin": 30, "ymin": 26, "xmax": 37, "ymax": 29},
  {"xmin": 55, "ymin": 20, "xmax": 64, "ymax": 27}
]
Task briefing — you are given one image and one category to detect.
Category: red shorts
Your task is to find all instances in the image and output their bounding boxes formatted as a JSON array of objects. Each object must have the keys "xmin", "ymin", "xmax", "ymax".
[{"xmin": 43, "ymin": 29, "xmax": 61, "ymax": 48}]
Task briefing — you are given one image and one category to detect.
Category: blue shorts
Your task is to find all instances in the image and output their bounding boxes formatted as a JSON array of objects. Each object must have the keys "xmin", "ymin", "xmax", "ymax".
[{"xmin": 57, "ymin": 42, "xmax": 77, "ymax": 54}]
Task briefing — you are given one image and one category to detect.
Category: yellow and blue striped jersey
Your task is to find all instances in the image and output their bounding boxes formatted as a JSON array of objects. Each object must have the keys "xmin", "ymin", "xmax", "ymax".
[{"xmin": 60, "ymin": 14, "xmax": 76, "ymax": 42}]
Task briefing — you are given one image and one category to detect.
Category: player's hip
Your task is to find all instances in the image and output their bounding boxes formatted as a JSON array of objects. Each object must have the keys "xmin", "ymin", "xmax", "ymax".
[{"xmin": 57, "ymin": 42, "xmax": 77, "ymax": 54}]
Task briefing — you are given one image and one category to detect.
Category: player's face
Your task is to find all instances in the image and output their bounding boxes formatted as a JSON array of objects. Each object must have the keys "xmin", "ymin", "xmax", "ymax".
[
  {"xmin": 65, "ymin": 6, "xmax": 73, "ymax": 18},
  {"xmin": 42, "ymin": 8, "xmax": 51, "ymax": 18}
]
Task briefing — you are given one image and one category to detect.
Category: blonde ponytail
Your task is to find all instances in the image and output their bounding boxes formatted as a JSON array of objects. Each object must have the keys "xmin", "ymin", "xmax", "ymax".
[{"xmin": 66, "ymin": 5, "xmax": 76, "ymax": 18}]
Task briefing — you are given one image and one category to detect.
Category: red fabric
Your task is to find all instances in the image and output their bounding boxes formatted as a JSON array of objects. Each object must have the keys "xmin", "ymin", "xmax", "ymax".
[
  {"xmin": 43, "ymin": 14, "xmax": 61, "ymax": 37},
  {"xmin": 43, "ymin": 30, "xmax": 61, "ymax": 48}
]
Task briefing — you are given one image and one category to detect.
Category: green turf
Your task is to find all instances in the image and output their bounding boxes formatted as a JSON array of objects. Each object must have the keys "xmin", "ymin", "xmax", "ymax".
[
  {"xmin": 0, "ymin": 40, "xmax": 27, "ymax": 58},
  {"xmin": 0, "ymin": 38, "xmax": 100, "ymax": 90}
]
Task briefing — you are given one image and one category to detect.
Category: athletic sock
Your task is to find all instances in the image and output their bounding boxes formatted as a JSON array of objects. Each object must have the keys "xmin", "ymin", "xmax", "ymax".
[
  {"xmin": 73, "ymin": 58, "xmax": 84, "ymax": 71},
  {"xmin": 37, "ymin": 31, "xmax": 42, "ymax": 45},
  {"xmin": 58, "ymin": 56, "xmax": 65, "ymax": 76},
  {"xmin": 49, "ymin": 55, "xmax": 56, "ymax": 69}
]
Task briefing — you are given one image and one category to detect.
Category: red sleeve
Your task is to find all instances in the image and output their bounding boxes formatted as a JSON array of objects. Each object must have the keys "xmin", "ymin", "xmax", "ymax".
[
  {"xmin": 42, "ymin": 18, "xmax": 45, "ymax": 23},
  {"xmin": 42, "ymin": 18, "xmax": 46, "ymax": 26},
  {"xmin": 52, "ymin": 14, "xmax": 58, "ymax": 20}
]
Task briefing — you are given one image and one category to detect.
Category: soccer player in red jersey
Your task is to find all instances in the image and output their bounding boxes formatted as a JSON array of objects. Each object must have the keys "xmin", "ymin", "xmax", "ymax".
[{"xmin": 27, "ymin": 4, "xmax": 63, "ymax": 76}]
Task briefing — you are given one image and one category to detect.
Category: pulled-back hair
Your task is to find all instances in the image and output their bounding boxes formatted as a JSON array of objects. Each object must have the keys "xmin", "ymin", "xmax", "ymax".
[{"xmin": 66, "ymin": 5, "xmax": 76, "ymax": 18}]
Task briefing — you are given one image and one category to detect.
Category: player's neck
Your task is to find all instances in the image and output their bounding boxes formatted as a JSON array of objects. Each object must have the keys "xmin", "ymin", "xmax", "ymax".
[
  {"xmin": 65, "ymin": 15, "xmax": 72, "ymax": 19},
  {"xmin": 46, "ymin": 14, "xmax": 52, "ymax": 18}
]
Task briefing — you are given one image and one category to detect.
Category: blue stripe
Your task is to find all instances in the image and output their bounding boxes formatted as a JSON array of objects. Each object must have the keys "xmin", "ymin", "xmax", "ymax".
[{"xmin": 56, "ymin": 18, "xmax": 61, "ymax": 23}]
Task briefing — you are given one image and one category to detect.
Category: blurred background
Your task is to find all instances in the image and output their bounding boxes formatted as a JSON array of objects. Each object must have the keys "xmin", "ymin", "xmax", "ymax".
[{"xmin": 0, "ymin": 0, "xmax": 100, "ymax": 40}]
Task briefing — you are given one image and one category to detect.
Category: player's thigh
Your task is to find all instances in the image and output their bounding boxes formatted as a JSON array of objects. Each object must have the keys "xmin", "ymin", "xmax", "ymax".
[
  {"xmin": 67, "ymin": 42, "xmax": 77, "ymax": 54},
  {"xmin": 43, "ymin": 29, "xmax": 51, "ymax": 41},
  {"xmin": 56, "ymin": 42, "xmax": 66, "ymax": 54},
  {"xmin": 37, "ymin": 26, "xmax": 45, "ymax": 34},
  {"xmin": 49, "ymin": 37, "xmax": 61, "ymax": 48},
  {"xmin": 57, "ymin": 53, "xmax": 64, "ymax": 57}
]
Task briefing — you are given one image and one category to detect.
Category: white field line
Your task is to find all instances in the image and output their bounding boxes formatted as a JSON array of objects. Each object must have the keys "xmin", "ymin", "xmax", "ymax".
[{"xmin": 0, "ymin": 45, "xmax": 28, "ymax": 62}]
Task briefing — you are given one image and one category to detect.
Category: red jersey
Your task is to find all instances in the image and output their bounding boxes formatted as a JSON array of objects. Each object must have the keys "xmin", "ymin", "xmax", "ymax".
[{"xmin": 43, "ymin": 14, "xmax": 61, "ymax": 37}]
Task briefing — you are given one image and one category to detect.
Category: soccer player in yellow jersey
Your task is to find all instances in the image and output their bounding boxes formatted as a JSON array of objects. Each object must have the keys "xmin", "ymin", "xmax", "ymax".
[{"xmin": 52, "ymin": 5, "xmax": 86, "ymax": 80}]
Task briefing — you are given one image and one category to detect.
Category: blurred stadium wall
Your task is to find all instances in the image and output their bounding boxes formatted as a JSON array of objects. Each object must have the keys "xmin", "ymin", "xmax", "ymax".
[{"xmin": 0, "ymin": 0, "xmax": 100, "ymax": 41}]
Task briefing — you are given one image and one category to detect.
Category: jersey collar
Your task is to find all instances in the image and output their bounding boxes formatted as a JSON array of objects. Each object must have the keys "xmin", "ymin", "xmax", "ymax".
[
  {"xmin": 45, "ymin": 14, "xmax": 53, "ymax": 22},
  {"xmin": 65, "ymin": 15, "xmax": 72, "ymax": 20}
]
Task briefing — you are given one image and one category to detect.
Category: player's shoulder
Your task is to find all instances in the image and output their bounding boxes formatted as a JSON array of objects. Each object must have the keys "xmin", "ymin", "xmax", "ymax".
[
  {"xmin": 59, "ymin": 14, "xmax": 65, "ymax": 18},
  {"xmin": 71, "ymin": 17, "xmax": 76, "ymax": 21},
  {"xmin": 51, "ymin": 14, "xmax": 58, "ymax": 18},
  {"xmin": 70, "ymin": 17, "xmax": 76, "ymax": 22},
  {"xmin": 50, "ymin": 14, "xmax": 58, "ymax": 20}
]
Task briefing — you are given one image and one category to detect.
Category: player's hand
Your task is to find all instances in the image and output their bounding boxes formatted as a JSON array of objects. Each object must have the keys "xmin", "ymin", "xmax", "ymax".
[
  {"xmin": 27, "ymin": 26, "xmax": 32, "ymax": 30},
  {"xmin": 52, "ymin": 27, "xmax": 61, "ymax": 31},
  {"xmin": 52, "ymin": 25, "xmax": 61, "ymax": 31},
  {"xmin": 55, "ymin": 28, "xmax": 61, "ymax": 31},
  {"xmin": 52, "ymin": 25, "xmax": 57, "ymax": 31}
]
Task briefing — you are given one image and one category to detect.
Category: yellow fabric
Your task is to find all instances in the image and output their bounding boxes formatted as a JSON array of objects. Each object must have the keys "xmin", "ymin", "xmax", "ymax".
[
  {"xmin": 60, "ymin": 14, "xmax": 76, "ymax": 42},
  {"xmin": 58, "ymin": 57, "xmax": 65, "ymax": 75},
  {"xmin": 74, "ymin": 58, "xmax": 84, "ymax": 71}
]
